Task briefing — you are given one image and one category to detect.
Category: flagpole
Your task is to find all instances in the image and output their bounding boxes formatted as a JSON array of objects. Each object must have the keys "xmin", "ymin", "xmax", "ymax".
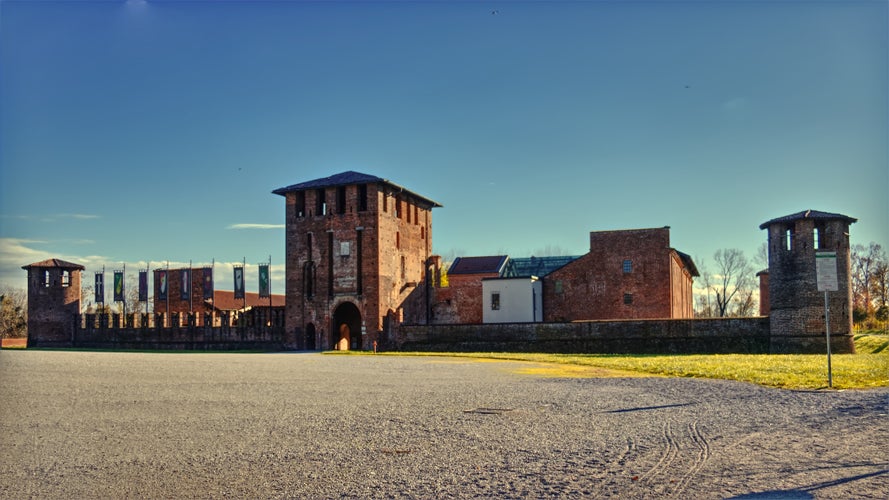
[
  {"xmin": 211, "ymin": 258, "xmax": 215, "ymax": 326},
  {"xmin": 268, "ymin": 255, "xmax": 272, "ymax": 323},
  {"xmin": 123, "ymin": 262, "xmax": 127, "ymax": 317},
  {"xmin": 189, "ymin": 259, "xmax": 193, "ymax": 314},
  {"xmin": 146, "ymin": 260, "xmax": 150, "ymax": 319},
  {"xmin": 166, "ymin": 261, "xmax": 170, "ymax": 327},
  {"xmin": 243, "ymin": 257, "xmax": 247, "ymax": 312}
]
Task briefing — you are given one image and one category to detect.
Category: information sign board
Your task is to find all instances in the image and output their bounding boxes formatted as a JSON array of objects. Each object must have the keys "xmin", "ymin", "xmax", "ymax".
[{"xmin": 816, "ymin": 252, "xmax": 838, "ymax": 292}]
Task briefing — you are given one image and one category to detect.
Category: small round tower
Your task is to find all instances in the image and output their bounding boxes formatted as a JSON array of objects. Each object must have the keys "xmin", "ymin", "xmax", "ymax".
[
  {"xmin": 759, "ymin": 210, "xmax": 857, "ymax": 354},
  {"xmin": 22, "ymin": 259, "xmax": 84, "ymax": 348}
]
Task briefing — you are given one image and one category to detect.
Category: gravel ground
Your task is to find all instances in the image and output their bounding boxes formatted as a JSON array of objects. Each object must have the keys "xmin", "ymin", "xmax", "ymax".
[{"xmin": 0, "ymin": 350, "xmax": 887, "ymax": 499}]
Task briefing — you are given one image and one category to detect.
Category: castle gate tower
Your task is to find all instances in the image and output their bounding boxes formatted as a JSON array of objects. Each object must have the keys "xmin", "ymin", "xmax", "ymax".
[
  {"xmin": 273, "ymin": 171, "xmax": 441, "ymax": 350},
  {"xmin": 22, "ymin": 259, "xmax": 84, "ymax": 348},
  {"xmin": 760, "ymin": 210, "xmax": 856, "ymax": 354}
]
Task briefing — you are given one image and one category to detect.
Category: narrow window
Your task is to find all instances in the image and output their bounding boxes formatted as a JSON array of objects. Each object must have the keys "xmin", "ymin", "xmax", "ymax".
[
  {"xmin": 396, "ymin": 232, "xmax": 400, "ymax": 249},
  {"xmin": 62, "ymin": 270, "xmax": 70, "ymax": 287},
  {"xmin": 383, "ymin": 192, "xmax": 388, "ymax": 213},
  {"xmin": 395, "ymin": 197, "xmax": 403, "ymax": 219},
  {"xmin": 315, "ymin": 189, "xmax": 326, "ymax": 216},
  {"xmin": 358, "ymin": 184, "xmax": 368, "ymax": 211},
  {"xmin": 304, "ymin": 263, "xmax": 314, "ymax": 299},
  {"xmin": 785, "ymin": 226, "xmax": 793, "ymax": 251},
  {"xmin": 401, "ymin": 256, "xmax": 406, "ymax": 280},
  {"xmin": 813, "ymin": 227, "xmax": 820, "ymax": 250},
  {"xmin": 406, "ymin": 201, "xmax": 412, "ymax": 223},
  {"xmin": 306, "ymin": 233, "xmax": 313, "ymax": 261},
  {"xmin": 624, "ymin": 293, "xmax": 633, "ymax": 305},
  {"xmin": 414, "ymin": 206, "xmax": 419, "ymax": 225},
  {"xmin": 421, "ymin": 226, "xmax": 425, "ymax": 240},
  {"xmin": 295, "ymin": 192, "xmax": 305, "ymax": 218},
  {"xmin": 43, "ymin": 270, "xmax": 51, "ymax": 287},
  {"xmin": 622, "ymin": 259, "xmax": 632, "ymax": 273},
  {"xmin": 327, "ymin": 232, "xmax": 334, "ymax": 297},
  {"xmin": 356, "ymin": 229, "xmax": 363, "ymax": 294},
  {"xmin": 337, "ymin": 186, "xmax": 346, "ymax": 214},
  {"xmin": 491, "ymin": 292, "xmax": 501, "ymax": 310}
]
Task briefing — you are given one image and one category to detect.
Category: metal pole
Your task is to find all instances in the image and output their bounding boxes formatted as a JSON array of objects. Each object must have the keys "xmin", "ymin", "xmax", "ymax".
[{"xmin": 825, "ymin": 290, "xmax": 832, "ymax": 388}]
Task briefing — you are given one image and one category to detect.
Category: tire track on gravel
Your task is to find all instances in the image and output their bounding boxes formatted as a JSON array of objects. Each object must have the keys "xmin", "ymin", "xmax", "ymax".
[{"xmin": 670, "ymin": 421, "xmax": 711, "ymax": 498}]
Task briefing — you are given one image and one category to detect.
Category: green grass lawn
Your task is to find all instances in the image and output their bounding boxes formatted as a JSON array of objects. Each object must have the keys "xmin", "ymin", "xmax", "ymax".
[{"xmin": 341, "ymin": 333, "xmax": 889, "ymax": 390}]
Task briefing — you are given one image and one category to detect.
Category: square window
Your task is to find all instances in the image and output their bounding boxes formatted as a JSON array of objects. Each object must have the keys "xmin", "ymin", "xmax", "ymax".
[
  {"xmin": 623, "ymin": 260, "xmax": 632, "ymax": 273},
  {"xmin": 623, "ymin": 293, "xmax": 633, "ymax": 305}
]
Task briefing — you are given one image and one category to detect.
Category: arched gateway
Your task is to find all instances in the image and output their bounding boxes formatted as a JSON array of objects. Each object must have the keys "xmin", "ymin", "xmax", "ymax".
[{"xmin": 332, "ymin": 302, "xmax": 362, "ymax": 351}]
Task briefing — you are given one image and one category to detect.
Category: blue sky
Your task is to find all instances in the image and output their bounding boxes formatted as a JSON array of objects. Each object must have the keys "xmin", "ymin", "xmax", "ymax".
[{"xmin": 1, "ymin": 0, "xmax": 887, "ymax": 298}]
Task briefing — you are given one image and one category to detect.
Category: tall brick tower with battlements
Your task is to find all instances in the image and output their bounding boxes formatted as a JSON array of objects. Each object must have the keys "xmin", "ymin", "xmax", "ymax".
[
  {"xmin": 760, "ymin": 210, "xmax": 857, "ymax": 354},
  {"xmin": 273, "ymin": 171, "xmax": 441, "ymax": 350},
  {"xmin": 22, "ymin": 259, "xmax": 84, "ymax": 348}
]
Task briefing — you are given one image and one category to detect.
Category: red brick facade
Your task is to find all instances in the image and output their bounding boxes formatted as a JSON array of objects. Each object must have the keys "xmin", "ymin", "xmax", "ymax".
[
  {"xmin": 22, "ymin": 259, "xmax": 84, "ymax": 347},
  {"xmin": 544, "ymin": 227, "xmax": 697, "ymax": 321},
  {"xmin": 274, "ymin": 172, "xmax": 440, "ymax": 350}
]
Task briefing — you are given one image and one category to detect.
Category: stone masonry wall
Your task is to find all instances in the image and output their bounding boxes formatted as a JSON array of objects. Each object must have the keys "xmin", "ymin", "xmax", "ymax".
[{"xmin": 395, "ymin": 317, "xmax": 772, "ymax": 354}]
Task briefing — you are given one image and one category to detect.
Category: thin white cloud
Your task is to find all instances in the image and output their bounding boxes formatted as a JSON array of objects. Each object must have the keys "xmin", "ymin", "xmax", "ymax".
[{"xmin": 227, "ymin": 223, "xmax": 285, "ymax": 230}]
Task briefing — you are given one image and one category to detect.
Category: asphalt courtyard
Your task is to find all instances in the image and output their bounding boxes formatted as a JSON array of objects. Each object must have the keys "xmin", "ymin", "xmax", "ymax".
[{"xmin": 1, "ymin": 350, "xmax": 887, "ymax": 499}]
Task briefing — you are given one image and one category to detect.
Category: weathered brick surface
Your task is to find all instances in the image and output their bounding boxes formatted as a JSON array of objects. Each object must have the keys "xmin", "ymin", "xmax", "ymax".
[
  {"xmin": 764, "ymin": 214, "xmax": 855, "ymax": 354},
  {"xmin": 280, "ymin": 180, "xmax": 436, "ymax": 350},
  {"xmin": 544, "ymin": 228, "xmax": 694, "ymax": 321},
  {"xmin": 24, "ymin": 265, "xmax": 82, "ymax": 347},
  {"xmin": 396, "ymin": 317, "xmax": 772, "ymax": 354}
]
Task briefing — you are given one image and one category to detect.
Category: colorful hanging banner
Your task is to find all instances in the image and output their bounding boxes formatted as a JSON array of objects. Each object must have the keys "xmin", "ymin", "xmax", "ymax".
[
  {"xmin": 157, "ymin": 270, "xmax": 168, "ymax": 301},
  {"xmin": 233, "ymin": 266, "xmax": 245, "ymax": 299},
  {"xmin": 258, "ymin": 264, "xmax": 270, "ymax": 298},
  {"xmin": 180, "ymin": 269, "xmax": 190, "ymax": 300},
  {"xmin": 203, "ymin": 267, "xmax": 214, "ymax": 299},
  {"xmin": 113, "ymin": 271, "xmax": 125, "ymax": 302},
  {"xmin": 138, "ymin": 270, "xmax": 148, "ymax": 302},
  {"xmin": 95, "ymin": 272, "xmax": 104, "ymax": 304}
]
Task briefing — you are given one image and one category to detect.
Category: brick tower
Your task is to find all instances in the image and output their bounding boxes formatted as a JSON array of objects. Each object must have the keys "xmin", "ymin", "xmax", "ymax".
[
  {"xmin": 760, "ymin": 210, "xmax": 857, "ymax": 354},
  {"xmin": 22, "ymin": 259, "xmax": 84, "ymax": 348},
  {"xmin": 273, "ymin": 171, "xmax": 441, "ymax": 350}
]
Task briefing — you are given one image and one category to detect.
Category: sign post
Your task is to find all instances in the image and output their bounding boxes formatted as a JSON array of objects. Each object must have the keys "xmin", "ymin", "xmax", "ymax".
[{"xmin": 815, "ymin": 251, "xmax": 838, "ymax": 388}]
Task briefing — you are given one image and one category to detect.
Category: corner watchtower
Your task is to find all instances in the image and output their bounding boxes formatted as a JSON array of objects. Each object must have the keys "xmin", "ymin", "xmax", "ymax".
[
  {"xmin": 759, "ymin": 210, "xmax": 857, "ymax": 354},
  {"xmin": 22, "ymin": 259, "xmax": 84, "ymax": 348}
]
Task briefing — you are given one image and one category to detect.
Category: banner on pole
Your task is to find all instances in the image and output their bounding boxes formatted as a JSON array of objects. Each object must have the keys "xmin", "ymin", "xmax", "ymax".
[
  {"xmin": 259, "ymin": 264, "xmax": 270, "ymax": 298},
  {"xmin": 203, "ymin": 267, "xmax": 214, "ymax": 299},
  {"xmin": 157, "ymin": 270, "xmax": 168, "ymax": 301},
  {"xmin": 139, "ymin": 270, "xmax": 148, "ymax": 302},
  {"xmin": 113, "ymin": 271, "xmax": 125, "ymax": 302},
  {"xmin": 180, "ymin": 269, "xmax": 191, "ymax": 300},
  {"xmin": 234, "ymin": 266, "xmax": 245, "ymax": 299},
  {"xmin": 95, "ymin": 272, "xmax": 104, "ymax": 304}
]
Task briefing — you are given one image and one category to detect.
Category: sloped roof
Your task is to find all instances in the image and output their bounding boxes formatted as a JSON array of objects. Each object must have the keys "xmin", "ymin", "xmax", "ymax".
[
  {"xmin": 272, "ymin": 170, "xmax": 442, "ymax": 208},
  {"xmin": 673, "ymin": 250, "xmax": 700, "ymax": 277},
  {"xmin": 503, "ymin": 256, "xmax": 582, "ymax": 278},
  {"xmin": 448, "ymin": 256, "xmax": 509, "ymax": 275},
  {"xmin": 207, "ymin": 290, "xmax": 285, "ymax": 311},
  {"xmin": 22, "ymin": 258, "xmax": 85, "ymax": 270},
  {"xmin": 759, "ymin": 210, "xmax": 857, "ymax": 230}
]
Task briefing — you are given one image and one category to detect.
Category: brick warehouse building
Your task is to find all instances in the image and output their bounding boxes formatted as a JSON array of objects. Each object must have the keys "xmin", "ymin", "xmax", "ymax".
[
  {"xmin": 273, "ymin": 171, "xmax": 441, "ymax": 350},
  {"xmin": 543, "ymin": 227, "xmax": 699, "ymax": 321}
]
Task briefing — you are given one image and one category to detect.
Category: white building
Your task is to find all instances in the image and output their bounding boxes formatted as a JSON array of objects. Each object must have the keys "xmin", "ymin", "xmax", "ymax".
[{"xmin": 482, "ymin": 277, "xmax": 543, "ymax": 323}]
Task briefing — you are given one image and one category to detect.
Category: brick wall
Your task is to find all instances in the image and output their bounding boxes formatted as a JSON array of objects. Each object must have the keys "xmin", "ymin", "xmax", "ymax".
[
  {"xmin": 544, "ymin": 228, "xmax": 686, "ymax": 321},
  {"xmin": 25, "ymin": 266, "xmax": 82, "ymax": 347},
  {"xmin": 281, "ymin": 181, "xmax": 435, "ymax": 350},
  {"xmin": 395, "ymin": 317, "xmax": 773, "ymax": 354}
]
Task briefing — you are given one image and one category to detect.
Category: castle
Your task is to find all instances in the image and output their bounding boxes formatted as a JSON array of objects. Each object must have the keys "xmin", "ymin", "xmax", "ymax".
[{"xmin": 22, "ymin": 171, "xmax": 856, "ymax": 354}]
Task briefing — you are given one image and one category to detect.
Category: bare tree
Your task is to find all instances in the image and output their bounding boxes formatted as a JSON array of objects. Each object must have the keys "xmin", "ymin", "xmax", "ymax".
[
  {"xmin": 851, "ymin": 242, "xmax": 886, "ymax": 323},
  {"xmin": 693, "ymin": 257, "xmax": 714, "ymax": 317},
  {"xmin": 711, "ymin": 248, "xmax": 755, "ymax": 317},
  {"xmin": 0, "ymin": 285, "xmax": 28, "ymax": 338}
]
